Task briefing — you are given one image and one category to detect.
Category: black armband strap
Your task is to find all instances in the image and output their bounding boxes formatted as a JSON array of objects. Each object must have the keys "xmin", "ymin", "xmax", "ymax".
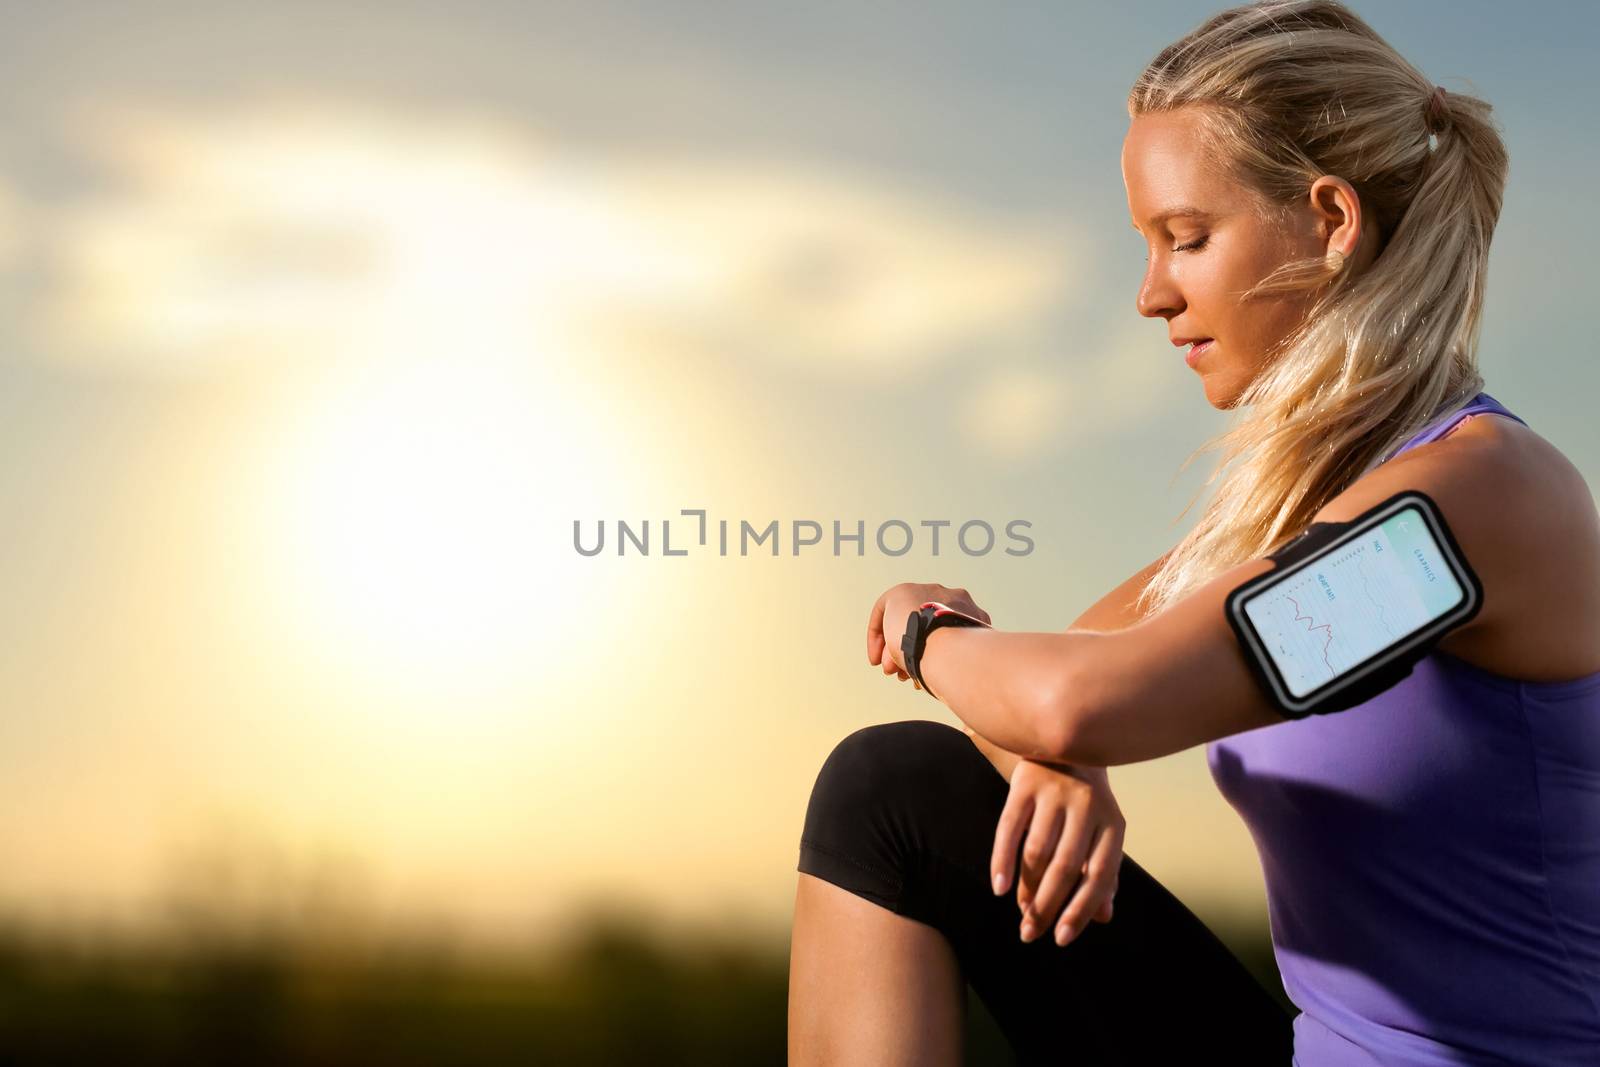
[{"xmin": 1225, "ymin": 490, "xmax": 1483, "ymax": 720}]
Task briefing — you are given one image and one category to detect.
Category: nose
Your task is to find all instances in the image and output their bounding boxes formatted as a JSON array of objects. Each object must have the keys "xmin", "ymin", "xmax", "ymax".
[{"xmin": 1135, "ymin": 260, "xmax": 1181, "ymax": 320}]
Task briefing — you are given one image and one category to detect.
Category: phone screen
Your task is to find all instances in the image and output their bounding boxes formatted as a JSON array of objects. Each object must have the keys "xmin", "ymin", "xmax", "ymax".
[{"xmin": 1238, "ymin": 503, "xmax": 1468, "ymax": 699}]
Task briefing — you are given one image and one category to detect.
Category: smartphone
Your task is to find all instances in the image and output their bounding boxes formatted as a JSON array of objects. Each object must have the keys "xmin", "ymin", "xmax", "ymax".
[{"xmin": 1224, "ymin": 490, "xmax": 1484, "ymax": 718}]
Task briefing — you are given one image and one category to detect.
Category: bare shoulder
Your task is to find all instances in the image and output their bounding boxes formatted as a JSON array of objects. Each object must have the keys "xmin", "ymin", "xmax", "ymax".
[{"xmin": 1315, "ymin": 412, "xmax": 1600, "ymax": 681}]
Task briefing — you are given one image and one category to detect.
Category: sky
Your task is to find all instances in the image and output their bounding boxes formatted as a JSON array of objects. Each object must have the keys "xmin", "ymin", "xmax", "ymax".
[{"xmin": 0, "ymin": 0, "xmax": 1595, "ymax": 951}]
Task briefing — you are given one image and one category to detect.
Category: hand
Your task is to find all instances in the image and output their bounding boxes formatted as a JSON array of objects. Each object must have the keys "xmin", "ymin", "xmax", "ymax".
[
  {"xmin": 866, "ymin": 582, "xmax": 993, "ymax": 683},
  {"xmin": 991, "ymin": 758, "xmax": 1123, "ymax": 946}
]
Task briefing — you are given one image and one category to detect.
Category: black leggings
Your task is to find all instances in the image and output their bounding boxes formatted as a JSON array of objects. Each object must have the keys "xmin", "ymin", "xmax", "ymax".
[{"xmin": 796, "ymin": 719, "xmax": 1296, "ymax": 1066}]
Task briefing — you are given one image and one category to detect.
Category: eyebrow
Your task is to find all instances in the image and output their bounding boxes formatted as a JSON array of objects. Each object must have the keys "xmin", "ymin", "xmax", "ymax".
[{"xmin": 1130, "ymin": 207, "xmax": 1218, "ymax": 232}]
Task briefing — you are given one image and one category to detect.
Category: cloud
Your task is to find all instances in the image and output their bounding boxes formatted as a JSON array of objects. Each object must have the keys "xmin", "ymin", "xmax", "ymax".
[
  {"xmin": 596, "ymin": 158, "xmax": 1078, "ymax": 378},
  {"xmin": 19, "ymin": 99, "xmax": 1077, "ymax": 379},
  {"xmin": 958, "ymin": 317, "xmax": 1192, "ymax": 458},
  {"xmin": 960, "ymin": 362, "xmax": 1069, "ymax": 461}
]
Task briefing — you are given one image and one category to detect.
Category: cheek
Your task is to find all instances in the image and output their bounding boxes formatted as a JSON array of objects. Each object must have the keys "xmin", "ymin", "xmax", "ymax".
[
  {"xmin": 1207, "ymin": 246, "xmax": 1298, "ymax": 347},
  {"xmin": 1186, "ymin": 268, "xmax": 1247, "ymax": 342}
]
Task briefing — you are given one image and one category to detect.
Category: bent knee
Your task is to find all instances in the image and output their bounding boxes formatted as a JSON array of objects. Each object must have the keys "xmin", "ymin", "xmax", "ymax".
[{"xmin": 801, "ymin": 720, "xmax": 988, "ymax": 829}]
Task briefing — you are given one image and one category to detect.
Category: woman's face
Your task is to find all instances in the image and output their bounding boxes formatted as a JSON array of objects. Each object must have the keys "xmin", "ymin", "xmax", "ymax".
[{"xmin": 1121, "ymin": 109, "xmax": 1372, "ymax": 409}]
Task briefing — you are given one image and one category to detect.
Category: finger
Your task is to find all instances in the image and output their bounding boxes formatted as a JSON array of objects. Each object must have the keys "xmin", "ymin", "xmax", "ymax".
[
  {"xmin": 1017, "ymin": 804, "xmax": 1064, "ymax": 927},
  {"xmin": 989, "ymin": 788, "xmax": 1033, "ymax": 897},
  {"xmin": 1093, "ymin": 871, "xmax": 1120, "ymax": 924},
  {"xmin": 1055, "ymin": 824, "xmax": 1121, "ymax": 947},
  {"xmin": 1026, "ymin": 805, "xmax": 1086, "ymax": 929},
  {"xmin": 867, "ymin": 591, "xmax": 888, "ymax": 665},
  {"xmin": 1055, "ymin": 831, "xmax": 1115, "ymax": 945},
  {"xmin": 884, "ymin": 611, "xmax": 912, "ymax": 675},
  {"xmin": 1017, "ymin": 806, "xmax": 1068, "ymax": 915}
]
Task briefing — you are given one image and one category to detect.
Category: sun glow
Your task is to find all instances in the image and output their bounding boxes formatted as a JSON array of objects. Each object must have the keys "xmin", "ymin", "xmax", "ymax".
[
  {"xmin": 151, "ymin": 106, "xmax": 656, "ymax": 702},
  {"xmin": 38, "ymin": 98, "xmax": 1071, "ymax": 710},
  {"xmin": 263, "ymin": 354, "xmax": 623, "ymax": 700}
]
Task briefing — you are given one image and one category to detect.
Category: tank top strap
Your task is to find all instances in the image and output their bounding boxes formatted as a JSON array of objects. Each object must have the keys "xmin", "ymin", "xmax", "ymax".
[{"xmin": 1380, "ymin": 391, "xmax": 1528, "ymax": 463}]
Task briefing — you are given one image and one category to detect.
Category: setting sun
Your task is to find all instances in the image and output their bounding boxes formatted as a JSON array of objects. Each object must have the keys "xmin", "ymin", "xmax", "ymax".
[{"xmin": 261, "ymin": 354, "xmax": 620, "ymax": 699}]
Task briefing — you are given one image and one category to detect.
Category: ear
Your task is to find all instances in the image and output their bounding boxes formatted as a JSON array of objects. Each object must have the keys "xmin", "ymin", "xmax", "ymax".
[{"xmin": 1307, "ymin": 174, "xmax": 1364, "ymax": 259}]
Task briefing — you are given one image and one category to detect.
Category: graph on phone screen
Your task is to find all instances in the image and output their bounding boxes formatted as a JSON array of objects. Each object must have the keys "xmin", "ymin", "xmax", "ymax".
[{"xmin": 1242, "ymin": 506, "xmax": 1465, "ymax": 697}]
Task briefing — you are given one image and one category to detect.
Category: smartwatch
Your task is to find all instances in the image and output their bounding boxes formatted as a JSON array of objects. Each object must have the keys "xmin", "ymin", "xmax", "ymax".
[{"xmin": 901, "ymin": 601, "xmax": 989, "ymax": 700}]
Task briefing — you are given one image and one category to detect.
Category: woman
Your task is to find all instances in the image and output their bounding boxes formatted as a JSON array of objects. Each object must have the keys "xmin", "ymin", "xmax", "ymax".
[{"xmin": 788, "ymin": 2, "xmax": 1600, "ymax": 1064}]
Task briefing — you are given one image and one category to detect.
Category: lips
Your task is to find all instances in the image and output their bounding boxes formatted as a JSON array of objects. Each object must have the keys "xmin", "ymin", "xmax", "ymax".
[{"xmin": 1184, "ymin": 339, "xmax": 1214, "ymax": 367}]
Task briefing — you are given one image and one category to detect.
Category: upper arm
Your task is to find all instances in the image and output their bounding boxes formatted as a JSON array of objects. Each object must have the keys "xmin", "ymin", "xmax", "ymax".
[
  {"xmin": 1067, "ymin": 548, "xmax": 1175, "ymax": 633},
  {"xmin": 1052, "ymin": 438, "xmax": 1531, "ymax": 767}
]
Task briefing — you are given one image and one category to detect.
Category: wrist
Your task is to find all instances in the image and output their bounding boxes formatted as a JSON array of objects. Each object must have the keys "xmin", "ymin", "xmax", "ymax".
[
  {"xmin": 963, "ymin": 727, "xmax": 1023, "ymax": 781},
  {"xmin": 904, "ymin": 604, "xmax": 984, "ymax": 699},
  {"xmin": 1070, "ymin": 762, "xmax": 1111, "ymax": 787}
]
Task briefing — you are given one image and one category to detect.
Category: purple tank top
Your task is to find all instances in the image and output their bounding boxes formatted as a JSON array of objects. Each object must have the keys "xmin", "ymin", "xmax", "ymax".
[{"xmin": 1206, "ymin": 392, "xmax": 1600, "ymax": 1065}]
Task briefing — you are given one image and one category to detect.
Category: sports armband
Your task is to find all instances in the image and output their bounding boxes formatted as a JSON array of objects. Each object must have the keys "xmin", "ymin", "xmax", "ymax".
[{"xmin": 1224, "ymin": 489, "xmax": 1483, "ymax": 719}]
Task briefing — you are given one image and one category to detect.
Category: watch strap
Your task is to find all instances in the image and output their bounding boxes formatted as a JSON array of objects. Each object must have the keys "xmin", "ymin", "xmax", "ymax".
[{"xmin": 901, "ymin": 601, "xmax": 988, "ymax": 700}]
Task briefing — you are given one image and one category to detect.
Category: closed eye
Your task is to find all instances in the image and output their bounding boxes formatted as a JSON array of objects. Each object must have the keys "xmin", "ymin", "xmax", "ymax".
[{"xmin": 1144, "ymin": 235, "xmax": 1210, "ymax": 262}]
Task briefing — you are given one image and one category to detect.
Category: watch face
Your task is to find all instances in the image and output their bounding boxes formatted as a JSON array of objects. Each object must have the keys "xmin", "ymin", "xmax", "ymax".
[
  {"xmin": 902, "ymin": 608, "xmax": 931, "ymax": 683},
  {"xmin": 901, "ymin": 609, "xmax": 924, "ymax": 655},
  {"xmin": 900, "ymin": 631, "xmax": 924, "ymax": 690}
]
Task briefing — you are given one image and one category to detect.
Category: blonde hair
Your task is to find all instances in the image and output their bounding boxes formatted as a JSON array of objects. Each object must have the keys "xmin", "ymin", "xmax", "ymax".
[{"xmin": 1128, "ymin": 0, "xmax": 1511, "ymax": 620}]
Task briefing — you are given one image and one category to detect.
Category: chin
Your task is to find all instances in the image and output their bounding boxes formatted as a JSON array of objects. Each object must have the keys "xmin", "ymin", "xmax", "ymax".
[{"xmin": 1200, "ymin": 376, "xmax": 1246, "ymax": 411}]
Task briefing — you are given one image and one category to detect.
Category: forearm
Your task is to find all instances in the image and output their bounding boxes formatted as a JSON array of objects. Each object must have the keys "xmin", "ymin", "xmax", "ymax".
[
  {"xmin": 917, "ymin": 625, "xmax": 1072, "ymax": 761},
  {"xmin": 963, "ymin": 725, "xmax": 1110, "ymax": 788},
  {"xmin": 963, "ymin": 726, "xmax": 1025, "ymax": 781}
]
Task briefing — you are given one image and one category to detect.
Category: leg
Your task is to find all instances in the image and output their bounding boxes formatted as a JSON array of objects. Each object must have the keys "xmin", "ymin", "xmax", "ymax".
[
  {"xmin": 788, "ymin": 873, "xmax": 965, "ymax": 1066},
  {"xmin": 792, "ymin": 720, "xmax": 1296, "ymax": 1066}
]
